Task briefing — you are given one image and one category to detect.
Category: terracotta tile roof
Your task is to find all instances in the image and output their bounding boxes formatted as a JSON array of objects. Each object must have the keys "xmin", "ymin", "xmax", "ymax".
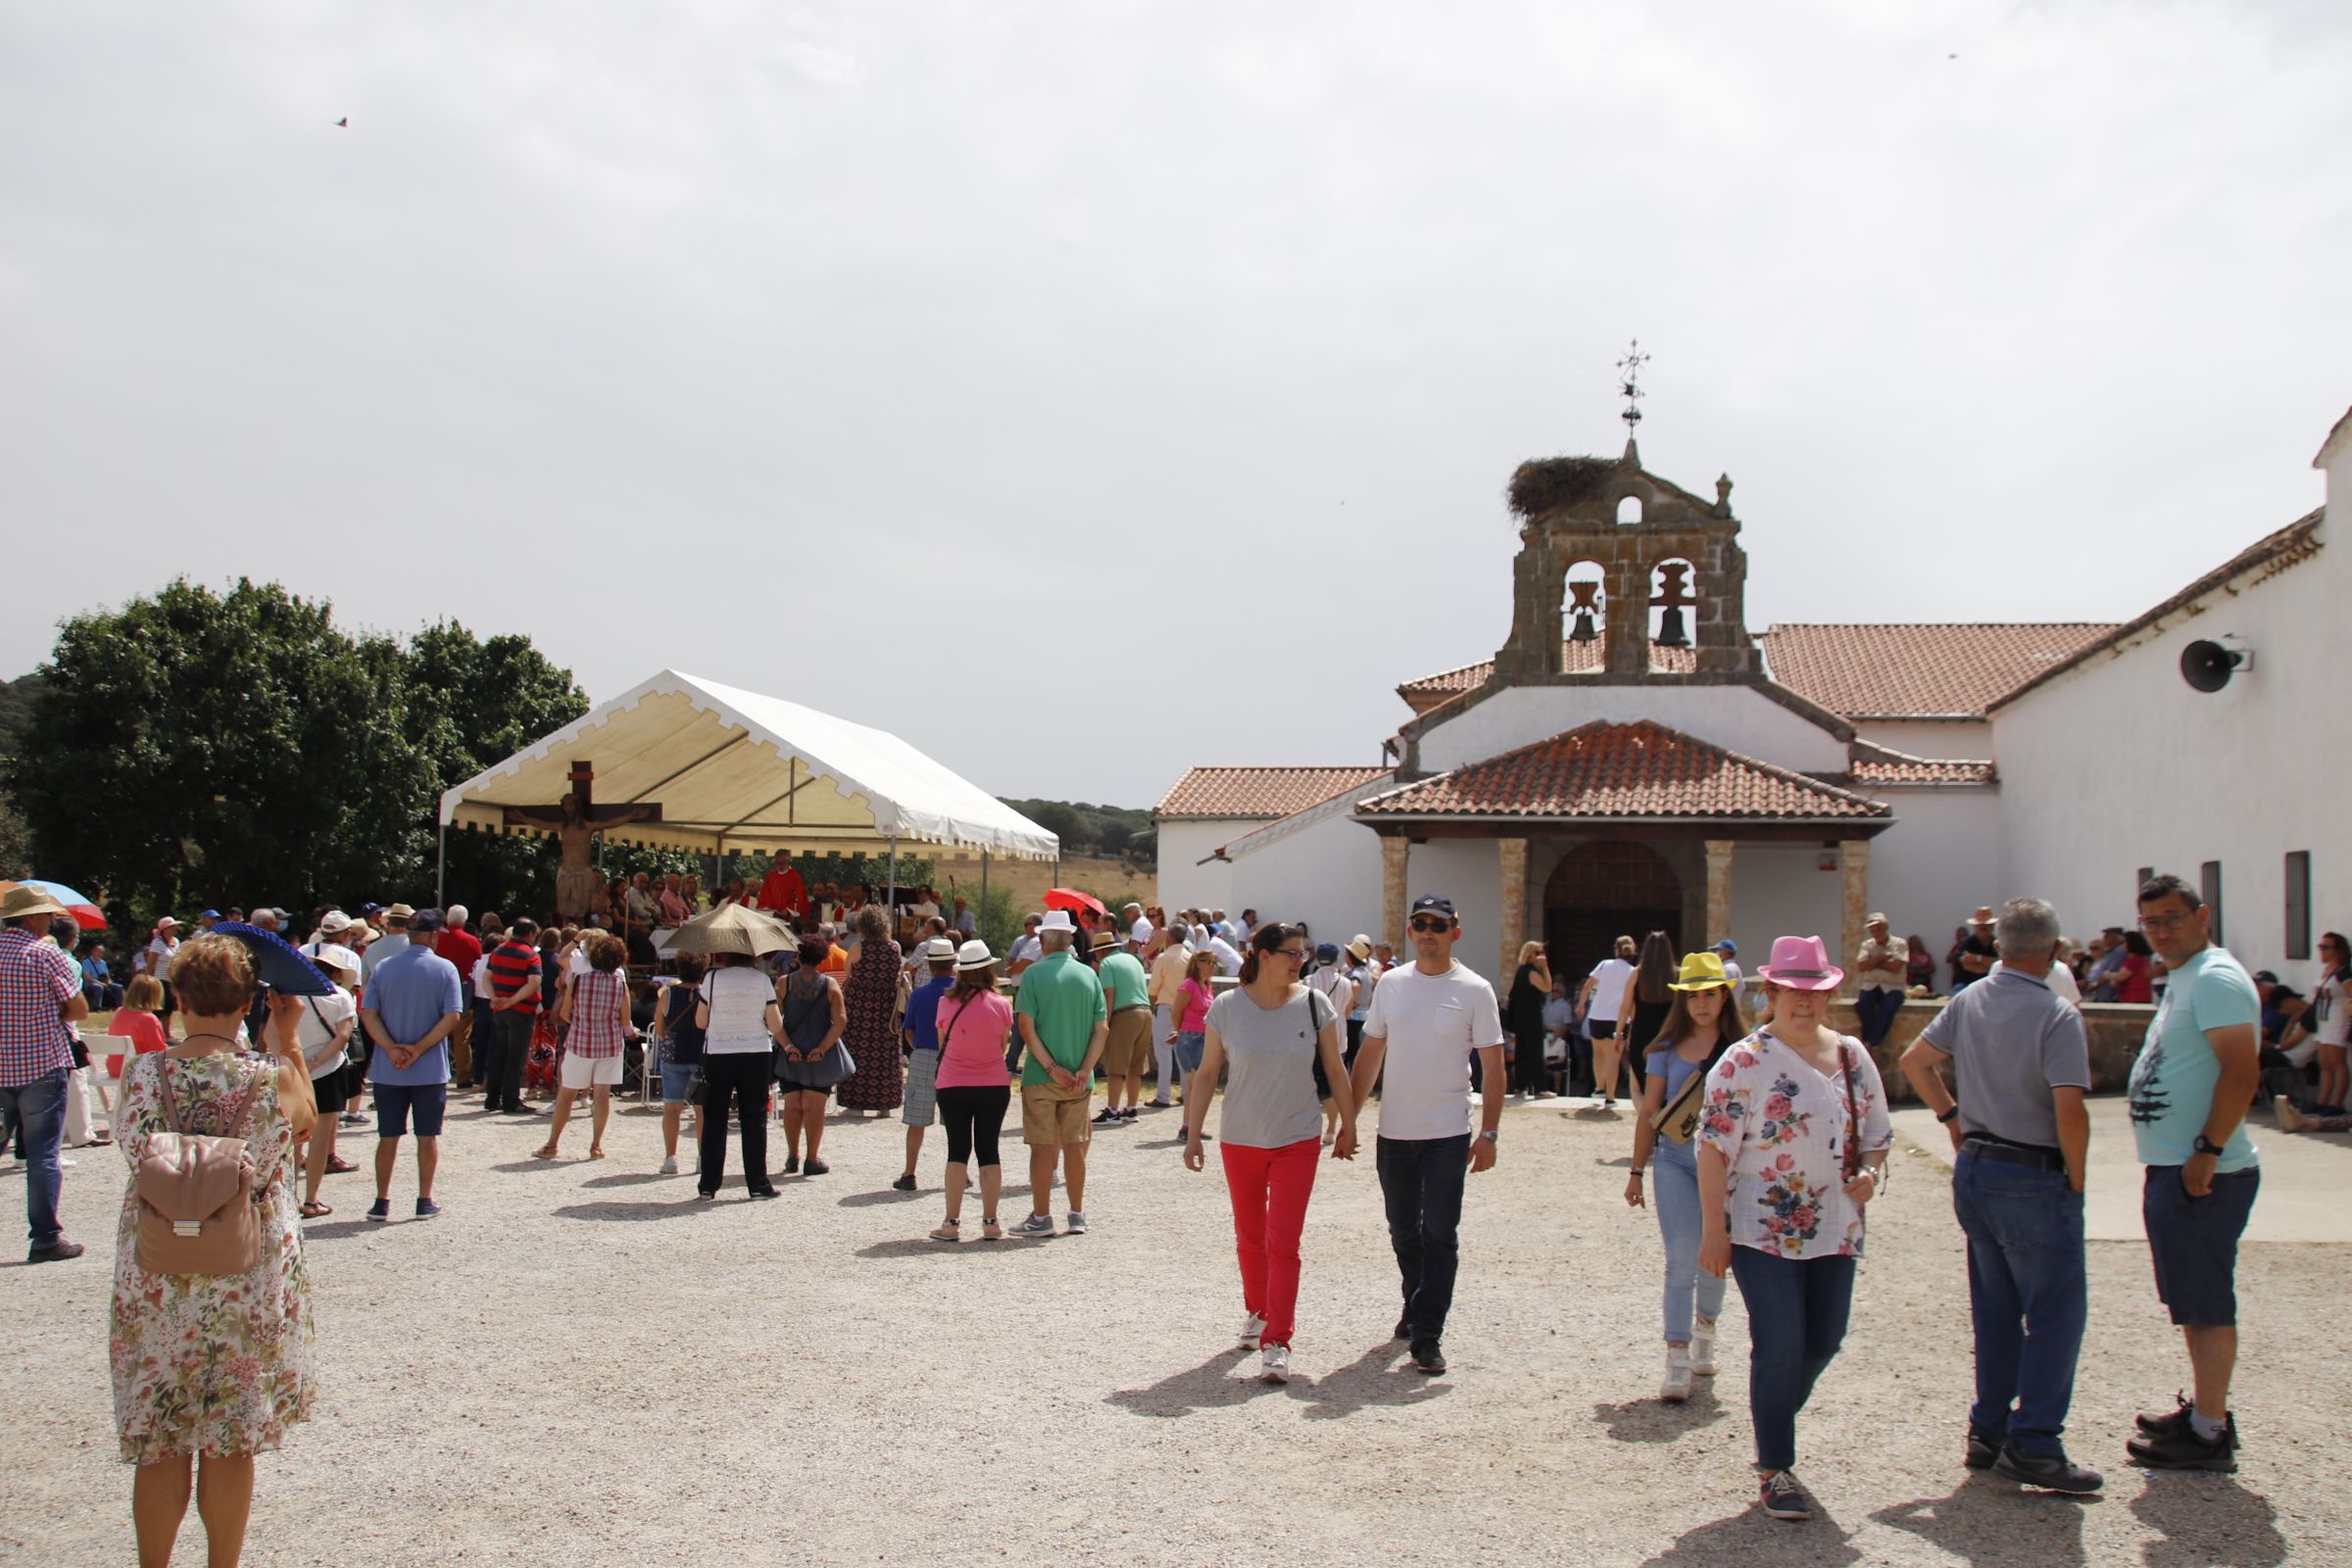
[
  {"xmin": 1154, "ymin": 765, "xmax": 1391, "ymax": 820},
  {"xmin": 1849, "ymin": 741, "xmax": 1996, "ymax": 786},
  {"xmin": 1356, "ymin": 721, "xmax": 1890, "ymax": 822},
  {"xmin": 1756, "ymin": 623, "xmax": 2119, "ymax": 719},
  {"xmin": 1989, "ymin": 510, "xmax": 2324, "ymax": 712},
  {"xmin": 1398, "ymin": 644, "xmax": 1697, "ymax": 709}
]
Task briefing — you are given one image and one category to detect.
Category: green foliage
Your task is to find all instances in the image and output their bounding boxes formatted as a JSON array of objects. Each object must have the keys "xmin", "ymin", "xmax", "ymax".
[
  {"xmin": 713, "ymin": 851, "xmax": 935, "ymax": 899},
  {"xmin": 997, "ymin": 797, "xmax": 1152, "ymax": 863},
  {"xmin": 0, "ymin": 581, "xmax": 589, "ymax": 930},
  {"xmin": 970, "ymin": 884, "xmax": 1020, "ymax": 956}
]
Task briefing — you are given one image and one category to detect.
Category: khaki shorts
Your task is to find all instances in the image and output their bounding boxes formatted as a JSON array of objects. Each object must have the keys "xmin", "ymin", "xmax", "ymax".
[
  {"xmin": 1021, "ymin": 1082, "xmax": 1093, "ymax": 1148},
  {"xmin": 1101, "ymin": 1007, "xmax": 1152, "ymax": 1076}
]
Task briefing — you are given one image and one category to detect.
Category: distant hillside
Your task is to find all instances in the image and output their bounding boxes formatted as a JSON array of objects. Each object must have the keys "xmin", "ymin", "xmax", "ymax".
[
  {"xmin": 0, "ymin": 670, "xmax": 46, "ymax": 756},
  {"xmin": 998, "ymin": 798, "xmax": 1153, "ymax": 864}
]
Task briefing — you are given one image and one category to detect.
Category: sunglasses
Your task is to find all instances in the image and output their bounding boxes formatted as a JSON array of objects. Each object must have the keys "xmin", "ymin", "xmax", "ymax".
[{"xmin": 1409, "ymin": 916, "xmax": 1452, "ymax": 933}]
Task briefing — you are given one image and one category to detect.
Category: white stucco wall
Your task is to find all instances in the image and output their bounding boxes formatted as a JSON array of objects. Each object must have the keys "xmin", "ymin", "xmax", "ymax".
[
  {"xmin": 1725, "ymin": 842, "xmax": 1847, "ymax": 970},
  {"xmin": 1415, "ymin": 683, "xmax": 1849, "ymax": 775},
  {"xmin": 1226, "ymin": 814, "xmax": 1390, "ymax": 954},
  {"xmin": 1994, "ymin": 510, "xmax": 2343, "ymax": 990},
  {"xmin": 1859, "ymin": 787, "xmax": 2005, "ymax": 954},
  {"xmin": 1396, "ymin": 837, "xmax": 1508, "ymax": 989},
  {"xmin": 1154, "ymin": 819, "xmax": 1265, "ymax": 914},
  {"xmin": 1852, "ymin": 718, "xmax": 1995, "ymax": 760}
]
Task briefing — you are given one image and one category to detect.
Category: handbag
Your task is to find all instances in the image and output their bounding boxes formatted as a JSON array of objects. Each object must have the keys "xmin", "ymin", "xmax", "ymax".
[
  {"xmin": 1651, "ymin": 1058, "xmax": 1712, "ymax": 1145},
  {"xmin": 134, "ymin": 1060, "xmax": 263, "ymax": 1276}
]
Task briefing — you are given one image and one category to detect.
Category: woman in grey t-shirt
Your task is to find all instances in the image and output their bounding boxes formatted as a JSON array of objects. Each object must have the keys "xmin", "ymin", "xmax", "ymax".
[{"xmin": 1185, "ymin": 923, "xmax": 1358, "ymax": 1385}]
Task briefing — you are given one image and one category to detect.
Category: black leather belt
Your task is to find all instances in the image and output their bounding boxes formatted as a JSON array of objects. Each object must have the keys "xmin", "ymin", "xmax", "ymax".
[{"xmin": 1961, "ymin": 1138, "xmax": 2066, "ymax": 1172}]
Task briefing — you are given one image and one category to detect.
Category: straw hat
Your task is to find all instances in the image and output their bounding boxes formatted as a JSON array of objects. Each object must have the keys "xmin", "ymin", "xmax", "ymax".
[
  {"xmin": 954, "ymin": 940, "xmax": 995, "ymax": 971},
  {"xmin": 1, "ymin": 885, "xmax": 67, "ymax": 922},
  {"xmin": 1667, "ymin": 951, "xmax": 1734, "ymax": 992},
  {"xmin": 1345, "ymin": 935, "xmax": 1372, "ymax": 961}
]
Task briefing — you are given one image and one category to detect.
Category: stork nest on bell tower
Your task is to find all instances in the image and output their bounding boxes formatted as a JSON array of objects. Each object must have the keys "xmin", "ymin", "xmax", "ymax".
[{"xmin": 1506, "ymin": 456, "xmax": 1617, "ymax": 520}]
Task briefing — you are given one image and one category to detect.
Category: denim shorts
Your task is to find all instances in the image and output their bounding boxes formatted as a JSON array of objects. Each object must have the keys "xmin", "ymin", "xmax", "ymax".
[
  {"xmin": 1174, "ymin": 1031, "xmax": 1205, "ymax": 1077},
  {"xmin": 2143, "ymin": 1164, "xmax": 2260, "ymax": 1327},
  {"xmin": 660, "ymin": 1061, "xmax": 702, "ymax": 1103},
  {"xmin": 374, "ymin": 1082, "xmax": 448, "ymax": 1139}
]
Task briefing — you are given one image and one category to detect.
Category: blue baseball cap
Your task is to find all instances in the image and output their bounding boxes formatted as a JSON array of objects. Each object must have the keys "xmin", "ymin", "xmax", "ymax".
[
  {"xmin": 1315, "ymin": 942, "xmax": 1340, "ymax": 961},
  {"xmin": 199, "ymin": 908, "xmax": 220, "ymax": 919},
  {"xmin": 1713, "ymin": 939, "xmax": 1737, "ymax": 956}
]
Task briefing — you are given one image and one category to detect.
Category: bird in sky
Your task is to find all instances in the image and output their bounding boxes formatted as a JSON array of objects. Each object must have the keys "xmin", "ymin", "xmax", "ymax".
[{"xmin": 334, "ymin": 117, "xmax": 348, "ymax": 127}]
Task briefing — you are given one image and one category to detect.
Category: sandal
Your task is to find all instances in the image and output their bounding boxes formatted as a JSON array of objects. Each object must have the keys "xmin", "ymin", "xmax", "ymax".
[
  {"xmin": 588, "ymin": 1146, "xmax": 607, "ymax": 1160},
  {"xmin": 531, "ymin": 1145, "xmax": 560, "ymax": 1159},
  {"xmin": 325, "ymin": 1156, "xmax": 359, "ymax": 1174},
  {"xmin": 929, "ymin": 1220, "xmax": 960, "ymax": 1242},
  {"xmin": 299, "ymin": 1200, "xmax": 331, "ymax": 1218}
]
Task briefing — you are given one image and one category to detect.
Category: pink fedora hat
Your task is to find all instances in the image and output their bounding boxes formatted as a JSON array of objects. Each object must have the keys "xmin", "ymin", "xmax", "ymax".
[{"xmin": 1756, "ymin": 934, "xmax": 1843, "ymax": 992}]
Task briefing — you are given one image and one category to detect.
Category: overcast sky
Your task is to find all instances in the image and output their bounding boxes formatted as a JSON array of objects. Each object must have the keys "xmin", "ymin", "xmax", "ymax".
[{"xmin": 7, "ymin": 1, "xmax": 2347, "ymax": 807}]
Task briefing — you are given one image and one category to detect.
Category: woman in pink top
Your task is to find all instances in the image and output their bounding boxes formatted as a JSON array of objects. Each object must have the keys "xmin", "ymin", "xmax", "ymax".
[
  {"xmin": 930, "ymin": 940, "xmax": 1015, "ymax": 1242},
  {"xmin": 1165, "ymin": 948, "xmax": 1219, "ymax": 1129},
  {"xmin": 106, "ymin": 974, "xmax": 171, "ymax": 1081}
]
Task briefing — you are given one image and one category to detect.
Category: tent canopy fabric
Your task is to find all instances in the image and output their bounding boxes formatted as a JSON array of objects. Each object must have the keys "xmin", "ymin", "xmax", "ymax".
[{"xmin": 438, "ymin": 670, "xmax": 1059, "ymax": 860}]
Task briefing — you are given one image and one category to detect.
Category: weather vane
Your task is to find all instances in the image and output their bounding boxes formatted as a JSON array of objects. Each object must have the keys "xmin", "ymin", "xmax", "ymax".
[{"xmin": 1616, "ymin": 338, "xmax": 1648, "ymax": 432}]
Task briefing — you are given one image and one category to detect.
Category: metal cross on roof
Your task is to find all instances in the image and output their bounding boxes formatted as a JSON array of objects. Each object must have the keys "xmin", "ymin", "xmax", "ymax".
[{"xmin": 1616, "ymin": 339, "xmax": 1648, "ymax": 431}]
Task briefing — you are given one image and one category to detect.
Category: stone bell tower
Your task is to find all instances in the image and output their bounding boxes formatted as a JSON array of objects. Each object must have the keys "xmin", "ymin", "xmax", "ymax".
[{"xmin": 1491, "ymin": 438, "xmax": 1755, "ymax": 682}]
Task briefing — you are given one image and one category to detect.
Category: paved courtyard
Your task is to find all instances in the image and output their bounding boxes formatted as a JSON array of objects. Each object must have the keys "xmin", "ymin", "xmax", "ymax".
[{"xmin": 4, "ymin": 1092, "xmax": 2340, "ymax": 1566}]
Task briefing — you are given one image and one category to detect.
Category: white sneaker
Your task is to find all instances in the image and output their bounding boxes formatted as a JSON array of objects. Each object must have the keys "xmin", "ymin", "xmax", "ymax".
[
  {"xmin": 1690, "ymin": 1319, "xmax": 1718, "ymax": 1376},
  {"xmin": 1259, "ymin": 1344, "xmax": 1290, "ymax": 1383},
  {"xmin": 1065, "ymin": 1210, "xmax": 1089, "ymax": 1235},
  {"xmin": 1661, "ymin": 1347, "xmax": 1693, "ymax": 1402},
  {"xmin": 659, "ymin": 1155, "xmax": 678, "ymax": 1175},
  {"xmin": 1239, "ymin": 1312, "xmax": 1266, "ymax": 1349}
]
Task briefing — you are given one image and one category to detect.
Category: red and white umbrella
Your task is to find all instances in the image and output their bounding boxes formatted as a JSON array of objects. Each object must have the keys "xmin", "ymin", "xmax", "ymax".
[{"xmin": 20, "ymin": 879, "xmax": 106, "ymax": 930}]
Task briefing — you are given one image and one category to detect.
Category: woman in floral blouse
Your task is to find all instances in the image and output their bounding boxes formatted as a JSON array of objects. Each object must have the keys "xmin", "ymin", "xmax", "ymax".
[
  {"xmin": 112, "ymin": 934, "xmax": 318, "ymax": 1568},
  {"xmin": 1696, "ymin": 934, "xmax": 1891, "ymax": 1524}
]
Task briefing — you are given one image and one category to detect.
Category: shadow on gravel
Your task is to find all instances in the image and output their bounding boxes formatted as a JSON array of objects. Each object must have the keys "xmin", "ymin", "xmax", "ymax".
[
  {"xmin": 486, "ymin": 1159, "xmax": 572, "ymax": 1174},
  {"xmin": 1592, "ymin": 1382, "xmax": 1726, "ymax": 1441},
  {"xmin": 1641, "ymin": 1506, "xmax": 1861, "ymax": 1566},
  {"xmin": 1291, "ymin": 1342, "xmax": 1455, "ymax": 1421},
  {"xmin": 838, "ymin": 1188, "xmax": 926, "ymax": 1207},
  {"xmin": 854, "ymin": 1237, "xmax": 1035, "ymax": 1259},
  {"xmin": 292, "ymin": 1219, "xmax": 378, "ymax": 1242},
  {"xmin": 2130, "ymin": 1475, "xmax": 2285, "ymax": 1568},
  {"xmin": 1874, "ymin": 1473, "xmax": 2090, "ymax": 1567},
  {"xmin": 550, "ymin": 1200, "xmax": 710, "ymax": 1222},
  {"xmin": 580, "ymin": 1172, "xmax": 670, "ymax": 1189},
  {"xmin": 1105, "ymin": 1348, "xmax": 1284, "ymax": 1417}
]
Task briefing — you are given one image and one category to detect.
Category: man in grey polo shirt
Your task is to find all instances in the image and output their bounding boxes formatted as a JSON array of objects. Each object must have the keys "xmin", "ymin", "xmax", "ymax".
[{"xmin": 1901, "ymin": 897, "xmax": 2098, "ymax": 1494}]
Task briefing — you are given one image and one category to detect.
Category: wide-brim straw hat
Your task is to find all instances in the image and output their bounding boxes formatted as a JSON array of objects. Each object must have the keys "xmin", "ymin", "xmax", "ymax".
[
  {"xmin": 1667, "ymin": 951, "xmax": 1734, "ymax": 992},
  {"xmin": 1756, "ymin": 934, "xmax": 1844, "ymax": 992},
  {"xmin": 1345, "ymin": 935, "xmax": 1373, "ymax": 961},
  {"xmin": 954, "ymin": 939, "xmax": 995, "ymax": 971},
  {"xmin": 1, "ymin": 885, "xmax": 68, "ymax": 922}
]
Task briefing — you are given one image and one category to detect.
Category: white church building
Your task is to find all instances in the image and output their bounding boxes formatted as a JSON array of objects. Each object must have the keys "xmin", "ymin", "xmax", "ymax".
[{"xmin": 1157, "ymin": 406, "xmax": 2351, "ymax": 995}]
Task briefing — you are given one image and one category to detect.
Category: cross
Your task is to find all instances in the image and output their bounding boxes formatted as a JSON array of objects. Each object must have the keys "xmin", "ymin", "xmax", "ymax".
[
  {"xmin": 1616, "ymin": 338, "xmax": 1648, "ymax": 432},
  {"xmin": 502, "ymin": 761, "xmax": 663, "ymax": 919}
]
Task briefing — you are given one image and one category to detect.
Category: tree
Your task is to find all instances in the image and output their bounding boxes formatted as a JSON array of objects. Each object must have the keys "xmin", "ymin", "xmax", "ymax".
[{"xmin": 3, "ymin": 580, "xmax": 429, "ymax": 929}]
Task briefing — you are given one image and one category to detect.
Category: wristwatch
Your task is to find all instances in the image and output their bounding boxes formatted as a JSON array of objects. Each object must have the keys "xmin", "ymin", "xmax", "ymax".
[
  {"xmin": 1936, "ymin": 1105, "xmax": 1960, "ymax": 1124},
  {"xmin": 1477, "ymin": 1130, "xmax": 1498, "ymax": 1144},
  {"xmin": 2192, "ymin": 1134, "xmax": 2226, "ymax": 1157}
]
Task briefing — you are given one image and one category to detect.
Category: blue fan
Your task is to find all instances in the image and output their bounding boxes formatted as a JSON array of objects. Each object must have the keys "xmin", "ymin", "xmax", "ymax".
[{"xmin": 213, "ymin": 921, "xmax": 336, "ymax": 997}]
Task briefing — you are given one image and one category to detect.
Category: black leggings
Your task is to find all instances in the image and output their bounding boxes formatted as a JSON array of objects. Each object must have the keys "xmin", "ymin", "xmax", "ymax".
[
  {"xmin": 1511, "ymin": 1023, "xmax": 1549, "ymax": 1094},
  {"xmin": 698, "ymin": 1052, "xmax": 772, "ymax": 1195},
  {"xmin": 935, "ymin": 1085, "xmax": 1009, "ymax": 1168}
]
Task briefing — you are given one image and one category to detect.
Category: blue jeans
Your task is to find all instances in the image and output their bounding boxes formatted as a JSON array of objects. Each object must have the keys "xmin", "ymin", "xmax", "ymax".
[
  {"xmin": 1729, "ymin": 1247, "xmax": 1856, "ymax": 1473},
  {"xmin": 1854, "ymin": 987, "xmax": 1903, "ymax": 1049},
  {"xmin": 0, "ymin": 1069, "xmax": 69, "ymax": 1249},
  {"xmin": 1952, "ymin": 1152, "xmax": 2085, "ymax": 1455},
  {"xmin": 1651, "ymin": 1144, "xmax": 1726, "ymax": 1342},
  {"xmin": 1377, "ymin": 1133, "xmax": 1470, "ymax": 1343}
]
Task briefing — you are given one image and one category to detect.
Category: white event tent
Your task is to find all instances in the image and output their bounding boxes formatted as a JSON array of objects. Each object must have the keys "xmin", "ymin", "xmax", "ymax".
[{"xmin": 435, "ymin": 670, "xmax": 1058, "ymax": 903}]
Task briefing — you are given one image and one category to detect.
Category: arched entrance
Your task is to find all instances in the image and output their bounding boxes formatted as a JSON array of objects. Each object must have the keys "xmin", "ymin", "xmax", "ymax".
[{"xmin": 1544, "ymin": 841, "xmax": 1683, "ymax": 979}]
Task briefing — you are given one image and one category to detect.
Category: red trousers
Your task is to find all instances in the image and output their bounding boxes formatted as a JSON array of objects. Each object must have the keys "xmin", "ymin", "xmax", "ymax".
[{"xmin": 1221, "ymin": 1137, "xmax": 1322, "ymax": 1348}]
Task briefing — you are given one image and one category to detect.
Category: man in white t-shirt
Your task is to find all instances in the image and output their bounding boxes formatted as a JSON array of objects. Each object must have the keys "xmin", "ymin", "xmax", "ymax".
[
  {"xmin": 1123, "ymin": 903, "xmax": 1152, "ymax": 952},
  {"xmin": 1579, "ymin": 935, "xmax": 1638, "ymax": 1106},
  {"xmin": 1348, "ymin": 893, "xmax": 1503, "ymax": 1377},
  {"xmin": 1205, "ymin": 929, "xmax": 1245, "ymax": 978}
]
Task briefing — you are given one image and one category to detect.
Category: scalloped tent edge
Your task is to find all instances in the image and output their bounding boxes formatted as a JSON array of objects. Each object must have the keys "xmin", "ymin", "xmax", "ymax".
[{"xmin": 435, "ymin": 669, "xmax": 1060, "ymax": 861}]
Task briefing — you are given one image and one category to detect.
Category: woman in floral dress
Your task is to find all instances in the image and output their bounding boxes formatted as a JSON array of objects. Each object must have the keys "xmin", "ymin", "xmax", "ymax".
[
  {"xmin": 112, "ymin": 934, "xmax": 318, "ymax": 1568},
  {"xmin": 1695, "ymin": 934, "xmax": 1890, "ymax": 1525},
  {"xmin": 836, "ymin": 905, "xmax": 904, "ymax": 1114}
]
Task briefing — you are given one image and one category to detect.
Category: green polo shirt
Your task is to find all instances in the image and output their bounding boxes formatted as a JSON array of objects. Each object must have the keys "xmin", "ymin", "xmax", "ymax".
[
  {"xmin": 1099, "ymin": 951, "xmax": 1151, "ymax": 1011},
  {"xmin": 1014, "ymin": 950, "xmax": 1107, "ymax": 1086}
]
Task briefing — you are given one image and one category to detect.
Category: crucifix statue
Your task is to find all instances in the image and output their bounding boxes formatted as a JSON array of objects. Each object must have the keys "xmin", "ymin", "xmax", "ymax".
[{"xmin": 502, "ymin": 760, "xmax": 662, "ymax": 920}]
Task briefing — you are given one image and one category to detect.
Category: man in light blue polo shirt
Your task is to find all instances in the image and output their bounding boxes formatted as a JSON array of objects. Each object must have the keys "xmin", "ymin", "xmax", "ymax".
[
  {"xmin": 2122, "ymin": 873, "xmax": 2261, "ymax": 1471},
  {"xmin": 359, "ymin": 907, "xmax": 464, "ymax": 1222}
]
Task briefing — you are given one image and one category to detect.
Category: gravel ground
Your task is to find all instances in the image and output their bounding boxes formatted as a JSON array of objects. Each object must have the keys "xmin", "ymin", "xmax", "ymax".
[{"xmin": 2, "ymin": 1090, "xmax": 2337, "ymax": 1566}]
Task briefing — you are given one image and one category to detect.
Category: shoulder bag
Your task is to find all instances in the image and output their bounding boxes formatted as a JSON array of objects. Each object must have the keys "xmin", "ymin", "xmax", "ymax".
[
  {"xmin": 1841, "ymin": 1038, "xmax": 1863, "ymax": 1182},
  {"xmin": 1651, "ymin": 1055, "xmax": 1713, "ymax": 1145},
  {"xmin": 134, "ymin": 1059, "xmax": 264, "ymax": 1276}
]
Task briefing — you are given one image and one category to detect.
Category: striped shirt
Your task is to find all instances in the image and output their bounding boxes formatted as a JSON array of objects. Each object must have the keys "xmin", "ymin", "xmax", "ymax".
[
  {"xmin": 486, "ymin": 941, "xmax": 543, "ymax": 1018},
  {"xmin": 566, "ymin": 968, "xmax": 629, "ymax": 1059}
]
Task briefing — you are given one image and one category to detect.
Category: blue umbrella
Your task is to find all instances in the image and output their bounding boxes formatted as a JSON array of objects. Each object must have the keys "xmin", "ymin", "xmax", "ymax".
[{"xmin": 214, "ymin": 921, "xmax": 336, "ymax": 998}]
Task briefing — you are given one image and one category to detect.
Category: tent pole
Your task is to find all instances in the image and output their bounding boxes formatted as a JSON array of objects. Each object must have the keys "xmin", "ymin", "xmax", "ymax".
[
  {"xmin": 435, "ymin": 820, "xmax": 447, "ymax": 908},
  {"xmin": 886, "ymin": 839, "xmax": 898, "ymax": 923},
  {"xmin": 980, "ymin": 851, "xmax": 990, "ymax": 933}
]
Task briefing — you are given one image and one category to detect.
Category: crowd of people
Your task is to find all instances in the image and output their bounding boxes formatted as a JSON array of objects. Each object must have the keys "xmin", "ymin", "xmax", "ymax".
[{"xmin": 0, "ymin": 860, "xmax": 2307, "ymax": 1559}]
